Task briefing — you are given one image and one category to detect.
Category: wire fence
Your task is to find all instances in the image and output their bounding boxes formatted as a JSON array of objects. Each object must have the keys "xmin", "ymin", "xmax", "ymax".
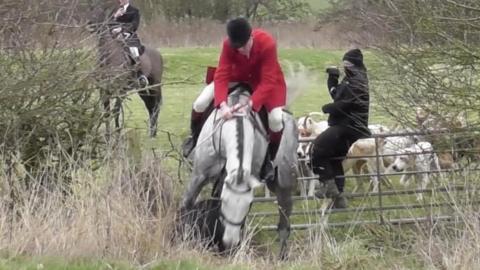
[{"xmin": 249, "ymin": 128, "xmax": 480, "ymax": 231}]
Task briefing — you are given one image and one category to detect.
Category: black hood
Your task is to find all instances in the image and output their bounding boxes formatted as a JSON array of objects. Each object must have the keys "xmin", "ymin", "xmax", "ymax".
[{"xmin": 343, "ymin": 49, "xmax": 364, "ymax": 68}]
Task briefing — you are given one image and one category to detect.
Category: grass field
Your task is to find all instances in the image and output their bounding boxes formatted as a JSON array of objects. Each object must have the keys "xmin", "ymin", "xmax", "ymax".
[
  {"xmin": 115, "ymin": 48, "xmax": 463, "ymax": 269},
  {"xmin": 3, "ymin": 48, "xmax": 474, "ymax": 270},
  {"xmin": 307, "ymin": 0, "xmax": 333, "ymax": 11}
]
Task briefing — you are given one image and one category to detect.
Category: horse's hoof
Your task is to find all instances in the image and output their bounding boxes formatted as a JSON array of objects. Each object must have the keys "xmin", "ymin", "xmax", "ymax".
[{"xmin": 279, "ymin": 246, "xmax": 289, "ymax": 261}]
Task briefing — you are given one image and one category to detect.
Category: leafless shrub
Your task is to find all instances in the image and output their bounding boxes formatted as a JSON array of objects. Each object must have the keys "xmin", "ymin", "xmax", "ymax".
[{"xmin": 0, "ymin": 0, "xmax": 125, "ymax": 188}]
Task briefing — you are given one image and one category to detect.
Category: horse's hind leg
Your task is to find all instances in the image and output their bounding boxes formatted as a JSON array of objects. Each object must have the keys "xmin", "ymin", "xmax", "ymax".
[
  {"xmin": 102, "ymin": 94, "xmax": 112, "ymax": 138},
  {"xmin": 273, "ymin": 184, "xmax": 293, "ymax": 260}
]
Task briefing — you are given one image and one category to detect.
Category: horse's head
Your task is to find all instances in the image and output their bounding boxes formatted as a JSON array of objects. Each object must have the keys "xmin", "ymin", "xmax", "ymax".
[
  {"xmin": 86, "ymin": 1, "xmax": 115, "ymax": 33},
  {"xmin": 220, "ymin": 167, "xmax": 262, "ymax": 249},
  {"xmin": 218, "ymin": 84, "xmax": 264, "ymax": 249},
  {"xmin": 226, "ymin": 84, "xmax": 252, "ymax": 112}
]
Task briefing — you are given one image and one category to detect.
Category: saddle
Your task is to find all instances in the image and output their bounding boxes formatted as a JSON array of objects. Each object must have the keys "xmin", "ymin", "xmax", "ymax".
[
  {"xmin": 200, "ymin": 83, "xmax": 269, "ymax": 136},
  {"xmin": 111, "ymin": 27, "xmax": 145, "ymax": 62}
]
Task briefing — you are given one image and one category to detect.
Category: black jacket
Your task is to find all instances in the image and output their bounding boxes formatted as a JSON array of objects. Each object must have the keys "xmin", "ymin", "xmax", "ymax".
[
  {"xmin": 322, "ymin": 67, "xmax": 370, "ymax": 137},
  {"xmin": 114, "ymin": 5, "xmax": 140, "ymax": 33}
]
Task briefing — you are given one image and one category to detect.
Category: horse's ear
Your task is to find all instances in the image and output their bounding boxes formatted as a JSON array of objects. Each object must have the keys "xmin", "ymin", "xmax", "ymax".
[{"xmin": 307, "ymin": 118, "xmax": 313, "ymax": 127}]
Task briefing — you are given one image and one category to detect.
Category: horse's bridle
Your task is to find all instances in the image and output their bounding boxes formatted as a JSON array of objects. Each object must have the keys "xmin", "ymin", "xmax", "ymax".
[{"xmin": 219, "ymin": 206, "xmax": 251, "ymax": 227}]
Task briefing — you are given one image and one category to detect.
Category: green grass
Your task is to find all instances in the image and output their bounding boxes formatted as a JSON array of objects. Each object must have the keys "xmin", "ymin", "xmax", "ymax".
[
  {"xmin": 306, "ymin": 0, "xmax": 332, "ymax": 11},
  {"xmin": 0, "ymin": 257, "xmax": 132, "ymax": 270}
]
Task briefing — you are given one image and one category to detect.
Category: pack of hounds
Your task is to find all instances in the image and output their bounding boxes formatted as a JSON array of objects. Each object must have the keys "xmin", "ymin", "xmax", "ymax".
[{"xmin": 294, "ymin": 108, "xmax": 478, "ymax": 201}]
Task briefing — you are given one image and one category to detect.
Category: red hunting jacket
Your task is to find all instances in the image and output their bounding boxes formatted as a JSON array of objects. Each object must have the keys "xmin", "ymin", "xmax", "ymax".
[{"xmin": 213, "ymin": 29, "xmax": 286, "ymax": 112}]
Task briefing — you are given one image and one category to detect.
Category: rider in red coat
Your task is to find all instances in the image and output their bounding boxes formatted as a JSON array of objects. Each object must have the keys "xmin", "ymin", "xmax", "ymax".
[
  {"xmin": 213, "ymin": 28, "xmax": 286, "ymax": 112},
  {"xmin": 183, "ymin": 17, "xmax": 286, "ymax": 181}
]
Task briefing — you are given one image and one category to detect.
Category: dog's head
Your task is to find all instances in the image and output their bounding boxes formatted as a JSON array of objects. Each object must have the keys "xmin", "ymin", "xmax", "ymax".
[
  {"xmin": 391, "ymin": 149, "xmax": 416, "ymax": 172},
  {"xmin": 416, "ymin": 107, "xmax": 430, "ymax": 127},
  {"xmin": 297, "ymin": 116, "xmax": 314, "ymax": 137}
]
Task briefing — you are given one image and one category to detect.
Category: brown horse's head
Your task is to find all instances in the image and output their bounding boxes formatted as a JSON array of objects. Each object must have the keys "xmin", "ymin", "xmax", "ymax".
[{"xmin": 86, "ymin": 1, "xmax": 115, "ymax": 33}]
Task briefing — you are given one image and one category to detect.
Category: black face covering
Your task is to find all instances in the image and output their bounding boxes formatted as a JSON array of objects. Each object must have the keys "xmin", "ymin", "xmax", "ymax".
[{"xmin": 345, "ymin": 67, "xmax": 356, "ymax": 78}]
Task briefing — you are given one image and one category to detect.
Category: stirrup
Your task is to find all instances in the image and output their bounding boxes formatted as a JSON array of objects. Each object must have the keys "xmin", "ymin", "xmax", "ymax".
[
  {"xmin": 260, "ymin": 159, "xmax": 275, "ymax": 183},
  {"xmin": 138, "ymin": 74, "xmax": 149, "ymax": 88}
]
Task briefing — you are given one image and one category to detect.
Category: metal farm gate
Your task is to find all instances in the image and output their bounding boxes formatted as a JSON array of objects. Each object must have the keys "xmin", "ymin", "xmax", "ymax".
[{"xmin": 248, "ymin": 129, "xmax": 480, "ymax": 231}]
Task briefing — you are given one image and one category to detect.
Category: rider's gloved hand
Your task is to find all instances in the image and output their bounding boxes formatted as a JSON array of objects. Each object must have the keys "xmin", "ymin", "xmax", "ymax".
[
  {"xmin": 232, "ymin": 99, "xmax": 252, "ymax": 114},
  {"xmin": 220, "ymin": 102, "xmax": 233, "ymax": 120},
  {"xmin": 326, "ymin": 66, "xmax": 340, "ymax": 77},
  {"xmin": 114, "ymin": 8, "xmax": 125, "ymax": 18},
  {"xmin": 326, "ymin": 66, "xmax": 340, "ymax": 92}
]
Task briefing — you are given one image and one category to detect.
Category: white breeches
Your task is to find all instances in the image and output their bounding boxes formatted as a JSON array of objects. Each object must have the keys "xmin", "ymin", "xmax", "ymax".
[
  {"xmin": 192, "ymin": 82, "xmax": 284, "ymax": 132},
  {"xmin": 129, "ymin": 47, "xmax": 140, "ymax": 58}
]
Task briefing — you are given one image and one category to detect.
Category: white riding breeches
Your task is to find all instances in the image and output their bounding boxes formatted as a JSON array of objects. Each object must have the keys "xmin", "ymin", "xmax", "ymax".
[
  {"xmin": 192, "ymin": 82, "xmax": 284, "ymax": 132},
  {"xmin": 268, "ymin": 107, "xmax": 283, "ymax": 132},
  {"xmin": 193, "ymin": 83, "xmax": 215, "ymax": 113},
  {"xmin": 129, "ymin": 47, "xmax": 140, "ymax": 58}
]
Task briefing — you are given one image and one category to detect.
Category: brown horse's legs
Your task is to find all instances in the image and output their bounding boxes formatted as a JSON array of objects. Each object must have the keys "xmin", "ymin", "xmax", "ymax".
[
  {"xmin": 113, "ymin": 97, "xmax": 123, "ymax": 130},
  {"xmin": 139, "ymin": 86, "xmax": 162, "ymax": 137},
  {"xmin": 102, "ymin": 95, "xmax": 111, "ymax": 137}
]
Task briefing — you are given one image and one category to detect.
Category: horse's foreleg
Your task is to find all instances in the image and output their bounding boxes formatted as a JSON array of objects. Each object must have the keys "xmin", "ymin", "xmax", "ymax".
[
  {"xmin": 113, "ymin": 97, "xmax": 123, "ymax": 130},
  {"xmin": 181, "ymin": 174, "xmax": 209, "ymax": 210},
  {"xmin": 139, "ymin": 89, "xmax": 162, "ymax": 138},
  {"xmin": 275, "ymin": 186, "xmax": 293, "ymax": 260},
  {"xmin": 149, "ymin": 94, "xmax": 161, "ymax": 137},
  {"xmin": 103, "ymin": 97, "xmax": 111, "ymax": 137}
]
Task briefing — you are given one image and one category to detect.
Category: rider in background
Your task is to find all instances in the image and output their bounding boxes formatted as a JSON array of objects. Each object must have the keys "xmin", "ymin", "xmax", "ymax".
[
  {"xmin": 182, "ymin": 17, "xmax": 286, "ymax": 182},
  {"xmin": 112, "ymin": 0, "xmax": 148, "ymax": 86},
  {"xmin": 311, "ymin": 49, "xmax": 370, "ymax": 209}
]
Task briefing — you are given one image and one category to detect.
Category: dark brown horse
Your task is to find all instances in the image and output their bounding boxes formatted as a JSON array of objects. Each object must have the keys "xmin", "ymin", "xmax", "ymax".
[{"xmin": 87, "ymin": 4, "xmax": 163, "ymax": 137}]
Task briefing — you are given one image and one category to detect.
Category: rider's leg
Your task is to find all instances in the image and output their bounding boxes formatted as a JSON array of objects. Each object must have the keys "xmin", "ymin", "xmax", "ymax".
[
  {"xmin": 268, "ymin": 107, "xmax": 284, "ymax": 159},
  {"xmin": 311, "ymin": 126, "xmax": 358, "ymax": 206},
  {"xmin": 260, "ymin": 107, "xmax": 283, "ymax": 182},
  {"xmin": 330, "ymin": 160, "xmax": 348, "ymax": 208},
  {"xmin": 128, "ymin": 46, "xmax": 148, "ymax": 87},
  {"xmin": 311, "ymin": 126, "xmax": 344, "ymax": 199},
  {"xmin": 182, "ymin": 83, "xmax": 215, "ymax": 157}
]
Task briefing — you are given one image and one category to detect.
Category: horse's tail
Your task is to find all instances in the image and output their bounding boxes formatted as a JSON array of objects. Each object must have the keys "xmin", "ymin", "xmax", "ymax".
[{"xmin": 285, "ymin": 62, "xmax": 312, "ymax": 108}]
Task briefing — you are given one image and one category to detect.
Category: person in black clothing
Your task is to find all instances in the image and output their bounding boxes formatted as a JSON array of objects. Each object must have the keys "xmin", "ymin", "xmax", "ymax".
[
  {"xmin": 112, "ymin": 0, "xmax": 148, "ymax": 86},
  {"xmin": 310, "ymin": 49, "xmax": 370, "ymax": 208}
]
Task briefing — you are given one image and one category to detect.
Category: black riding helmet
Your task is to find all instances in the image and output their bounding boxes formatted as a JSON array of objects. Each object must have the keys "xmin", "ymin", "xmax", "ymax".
[{"xmin": 227, "ymin": 17, "xmax": 252, "ymax": 48}]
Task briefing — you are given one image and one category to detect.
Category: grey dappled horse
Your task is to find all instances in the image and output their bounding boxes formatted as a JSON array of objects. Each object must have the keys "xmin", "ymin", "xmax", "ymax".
[
  {"xmin": 87, "ymin": 3, "xmax": 163, "ymax": 137},
  {"xmin": 181, "ymin": 85, "xmax": 298, "ymax": 259}
]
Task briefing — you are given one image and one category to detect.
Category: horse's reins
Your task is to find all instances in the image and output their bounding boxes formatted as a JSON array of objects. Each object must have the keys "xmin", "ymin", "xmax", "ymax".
[{"xmin": 191, "ymin": 103, "xmax": 251, "ymax": 154}]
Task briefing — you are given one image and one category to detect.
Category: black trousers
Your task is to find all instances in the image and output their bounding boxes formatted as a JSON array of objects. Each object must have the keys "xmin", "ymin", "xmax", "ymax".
[{"xmin": 310, "ymin": 125, "xmax": 363, "ymax": 193}]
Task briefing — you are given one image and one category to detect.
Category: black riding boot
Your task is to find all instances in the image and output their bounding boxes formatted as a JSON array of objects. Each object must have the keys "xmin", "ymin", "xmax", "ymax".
[
  {"xmin": 182, "ymin": 110, "xmax": 204, "ymax": 158},
  {"xmin": 260, "ymin": 130, "xmax": 282, "ymax": 183}
]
